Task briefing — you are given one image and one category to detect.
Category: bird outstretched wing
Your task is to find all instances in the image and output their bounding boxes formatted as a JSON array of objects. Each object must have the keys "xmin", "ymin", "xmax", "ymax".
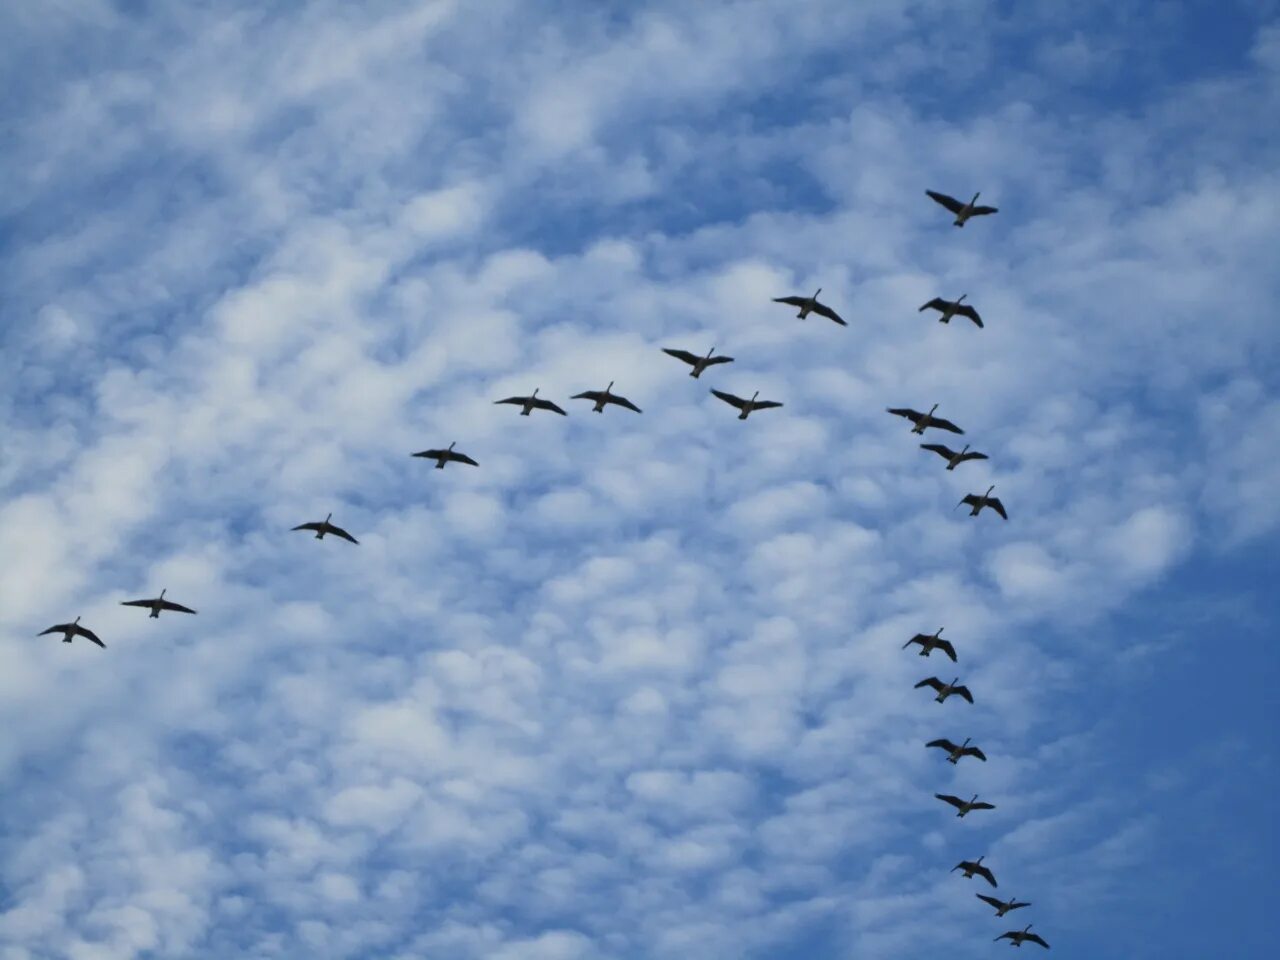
[
  {"xmin": 964, "ymin": 745, "xmax": 988, "ymax": 761},
  {"xmin": 494, "ymin": 396, "xmax": 529, "ymax": 406},
  {"xmin": 958, "ymin": 494, "xmax": 982, "ymax": 510},
  {"xmin": 956, "ymin": 304, "xmax": 984, "ymax": 328},
  {"xmin": 703, "ymin": 354, "xmax": 734, "ymax": 367},
  {"xmin": 610, "ymin": 394, "xmax": 643, "ymax": 413},
  {"xmin": 711, "ymin": 389, "xmax": 747, "ymax": 410},
  {"xmin": 1007, "ymin": 900, "xmax": 1031, "ymax": 912},
  {"xmin": 772, "ymin": 296, "xmax": 808, "ymax": 307},
  {"xmin": 970, "ymin": 204, "xmax": 999, "ymax": 217},
  {"xmin": 37, "ymin": 624, "xmax": 66, "ymax": 637},
  {"xmin": 451, "ymin": 451, "xmax": 479, "ymax": 466},
  {"xmin": 957, "ymin": 450, "xmax": 988, "ymax": 464},
  {"xmin": 292, "ymin": 522, "xmax": 325, "ymax": 533},
  {"xmin": 810, "ymin": 302, "xmax": 847, "ymax": 326},
  {"xmin": 919, "ymin": 298, "xmax": 948, "ymax": 312},
  {"xmin": 936, "ymin": 639, "xmax": 959, "ymax": 662},
  {"xmin": 970, "ymin": 800, "xmax": 995, "ymax": 811},
  {"xmin": 935, "ymin": 793, "xmax": 964, "ymax": 809},
  {"xmin": 975, "ymin": 864, "xmax": 998, "ymax": 887},
  {"xmin": 887, "ymin": 407, "xmax": 923, "ymax": 423},
  {"xmin": 751, "ymin": 399, "xmax": 784, "ymax": 411},
  {"xmin": 988, "ymin": 497, "xmax": 1009, "ymax": 520},
  {"xmin": 1023, "ymin": 933, "xmax": 1049, "ymax": 948},
  {"xmin": 920, "ymin": 443, "xmax": 958, "ymax": 460},
  {"xmin": 953, "ymin": 685, "xmax": 975, "ymax": 704},
  {"xmin": 72, "ymin": 623, "xmax": 105, "ymax": 647},
  {"xmin": 326, "ymin": 524, "xmax": 360, "ymax": 544},
  {"xmin": 662, "ymin": 347, "xmax": 700, "ymax": 365},
  {"xmin": 928, "ymin": 416, "xmax": 965, "ymax": 434},
  {"xmin": 926, "ymin": 738, "xmax": 958, "ymax": 752},
  {"xmin": 532, "ymin": 397, "xmax": 568, "ymax": 415},
  {"xmin": 914, "ymin": 676, "xmax": 944, "ymax": 692},
  {"xmin": 120, "ymin": 599, "xmax": 156, "ymax": 609},
  {"xmin": 926, "ymin": 190, "xmax": 964, "ymax": 214},
  {"xmin": 977, "ymin": 894, "xmax": 1004, "ymax": 910},
  {"xmin": 571, "ymin": 391, "xmax": 605, "ymax": 402},
  {"xmin": 158, "ymin": 599, "xmax": 198, "ymax": 614}
]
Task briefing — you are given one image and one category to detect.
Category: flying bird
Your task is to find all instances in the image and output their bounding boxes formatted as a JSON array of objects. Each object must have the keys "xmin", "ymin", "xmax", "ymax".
[
  {"xmin": 292, "ymin": 513, "xmax": 359, "ymax": 544},
  {"xmin": 412, "ymin": 442, "xmax": 478, "ymax": 469},
  {"xmin": 38, "ymin": 617, "xmax": 105, "ymax": 648},
  {"xmin": 772, "ymin": 289, "xmax": 847, "ymax": 325},
  {"xmin": 926, "ymin": 737, "xmax": 987, "ymax": 764},
  {"xmin": 902, "ymin": 627, "xmax": 957, "ymax": 662},
  {"xmin": 662, "ymin": 346, "xmax": 734, "ymax": 378},
  {"xmin": 886, "ymin": 404, "xmax": 964, "ymax": 435},
  {"xmin": 995, "ymin": 926, "xmax": 1050, "ymax": 949},
  {"xmin": 120, "ymin": 589, "xmax": 197, "ymax": 618},
  {"xmin": 914, "ymin": 676, "xmax": 974, "ymax": 704},
  {"xmin": 920, "ymin": 443, "xmax": 988, "ymax": 470},
  {"xmin": 952, "ymin": 857, "xmax": 997, "ymax": 888},
  {"xmin": 958, "ymin": 485, "xmax": 1008, "ymax": 520},
  {"xmin": 978, "ymin": 894, "xmax": 1032, "ymax": 918},
  {"xmin": 494, "ymin": 388, "xmax": 567, "ymax": 416},
  {"xmin": 920, "ymin": 294, "xmax": 984, "ymax": 328},
  {"xmin": 925, "ymin": 189, "xmax": 999, "ymax": 227},
  {"xmin": 710, "ymin": 389, "xmax": 783, "ymax": 420},
  {"xmin": 936, "ymin": 793, "xmax": 996, "ymax": 818},
  {"xmin": 571, "ymin": 381, "xmax": 642, "ymax": 413}
]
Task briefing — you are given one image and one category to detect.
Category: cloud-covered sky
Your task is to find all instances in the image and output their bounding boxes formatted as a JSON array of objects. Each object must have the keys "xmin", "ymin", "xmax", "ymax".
[{"xmin": 2, "ymin": 1, "xmax": 1278, "ymax": 957}]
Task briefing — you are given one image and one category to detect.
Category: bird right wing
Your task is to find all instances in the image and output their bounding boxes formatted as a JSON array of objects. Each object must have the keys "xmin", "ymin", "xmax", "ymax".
[
  {"xmin": 711, "ymin": 389, "xmax": 746, "ymax": 410},
  {"xmin": 752, "ymin": 400, "xmax": 784, "ymax": 410},
  {"xmin": 454, "ymin": 453, "xmax": 479, "ymax": 466},
  {"xmin": 977, "ymin": 866, "xmax": 997, "ymax": 887},
  {"xmin": 328, "ymin": 525, "xmax": 360, "ymax": 544},
  {"xmin": 926, "ymin": 189, "xmax": 964, "ymax": 214},
  {"xmin": 929, "ymin": 416, "xmax": 965, "ymax": 434},
  {"xmin": 811, "ymin": 303, "xmax": 847, "ymax": 325},
  {"xmin": 937, "ymin": 639, "xmax": 958, "ymax": 662},
  {"xmin": 662, "ymin": 348, "xmax": 699, "ymax": 365},
  {"xmin": 75, "ymin": 625, "xmax": 106, "ymax": 647},
  {"xmin": 159, "ymin": 599, "xmax": 198, "ymax": 614},
  {"xmin": 988, "ymin": 497, "xmax": 1009, "ymax": 520},
  {"xmin": 966, "ymin": 746, "xmax": 988, "ymax": 761},
  {"xmin": 955, "ymin": 685, "xmax": 975, "ymax": 704},
  {"xmin": 1024, "ymin": 934, "xmax": 1049, "ymax": 948},
  {"xmin": 970, "ymin": 205, "xmax": 999, "ymax": 216},
  {"xmin": 704, "ymin": 355, "xmax": 734, "ymax": 366},
  {"xmin": 570, "ymin": 391, "xmax": 603, "ymax": 402},
  {"xmin": 958, "ymin": 451, "xmax": 989, "ymax": 463},
  {"xmin": 533, "ymin": 398, "xmax": 569, "ymax": 415}
]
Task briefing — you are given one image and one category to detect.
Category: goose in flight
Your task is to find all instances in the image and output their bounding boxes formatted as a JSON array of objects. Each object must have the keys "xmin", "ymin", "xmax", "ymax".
[
  {"xmin": 903, "ymin": 627, "xmax": 957, "ymax": 662},
  {"xmin": 662, "ymin": 346, "xmax": 734, "ymax": 378},
  {"xmin": 711, "ymin": 389, "xmax": 783, "ymax": 420},
  {"xmin": 936, "ymin": 793, "xmax": 996, "ymax": 818},
  {"xmin": 494, "ymin": 388, "xmax": 567, "ymax": 416},
  {"xmin": 571, "ymin": 381, "xmax": 642, "ymax": 414},
  {"xmin": 977, "ymin": 894, "xmax": 1032, "ymax": 918},
  {"xmin": 772, "ymin": 289, "xmax": 847, "ymax": 326},
  {"xmin": 996, "ymin": 926, "xmax": 1049, "ymax": 949},
  {"xmin": 292, "ymin": 513, "xmax": 359, "ymax": 544},
  {"xmin": 920, "ymin": 443, "xmax": 988, "ymax": 470},
  {"xmin": 886, "ymin": 404, "xmax": 964, "ymax": 435},
  {"xmin": 958, "ymin": 485, "xmax": 1008, "ymax": 520},
  {"xmin": 38, "ymin": 617, "xmax": 105, "ymax": 648},
  {"xmin": 952, "ymin": 857, "xmax": 997, "ymax": 888},
  {"xmin": 412, "ymin": 442, "xmax": 478, "ymax": 469},
  {"xmin": 120, "ymin": 589, "xmax": 197, "ymax": 618},
  {"xmin": 920, "ymin": 294, "xmax": 983, "ymax": 328},
  {"xmin": 914, "ymin": 676, "xmax": 974, "ymax": 704},
  {"xmin": 926, "ymin": 737, "xmax": 987, "ymax": 764},
  {"xmin": 925, "ymin": 189, "xmax": 999, "ymax": 227}
]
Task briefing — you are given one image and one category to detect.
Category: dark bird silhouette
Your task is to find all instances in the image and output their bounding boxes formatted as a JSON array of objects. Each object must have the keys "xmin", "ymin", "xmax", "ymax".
[
  {"xmin": 915, "ymin": 676, "xmax": 974, "ymax": 704},
  {"xmin": 920, "ymin": 443, "xmax": 988, "ymax": 470},
  {"xmin": 887, "ymin": 404, "xmax": 964, "ymax": 435},
  {"xmin": 952, "ymin": 857, "xmax": 997, "ymax": 888},
  {"xmin": 120, "ymin": 589, "xmax": 196, "ymax": 618},
  {"xmin": 996, "ymin": 925, "xmax": 1049, "ymax": 949},
  {"xmin": 412, "ymin": 441, "xmax": 478, "ymax": 469},
  {"xmin": 936, "ymin": 793, "xmax": 996, "ymax": 818},
  {"xmin": 903, "ymin": 627, "xmax": 958, "ymax": 662},
  {"xmin": 925, "ymin": 189, "xmax": 999, "ymax": 227},
  {"xmin": 926, "ymin": 737, "xmax": 987, "ymax": 764},
  {"xmin": 958, "ymin": 485, "xmax": 1008, "ymax": 520},
  {"xmin": 38, "ymin": 617, "xmax": 104, "ymax": 648},
  {"xmin": 772, "ymin": 289, "xmax": 847, "ymax": 325},
  {"xmin": 710, "ymin": 389, "xmax": 783, "ymax": 420},
  {"xmin": 571, "ymin": 381, "xmax": 642, "ymax": 413},
  {"xmin": 978, "ymin": 894, "xmax": 1032, "ymax": 918},
  {"xmin": 920, "ymin": 295, "xmax": 984, "ymax": 328},
  {"xmin": 662, "ymin": 346, "xmax": 734, "ymax": 378},
  {"xmin": 494, "ymin": 388, "xmax": 567, "ymax": 416},
  {"xmin": 292, "ymin": 513, "xmax": 359, "ymax": 544}
]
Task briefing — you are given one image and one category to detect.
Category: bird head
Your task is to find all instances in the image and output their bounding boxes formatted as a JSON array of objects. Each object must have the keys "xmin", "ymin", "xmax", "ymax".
[
  {"xmin": 971, "ymin": 192, "xmax": 981, "ymax": 204},
  {"xmin": 812, "ymin": 287, "xmax": 822, "ymax": 300},
  {"xmin": 935, "ymin": 627, "xmax": 945, "ymax": 637},
  {"xmin": 159, "ymin": 589, "xmax": 166, "ymax": 600},
  {"xmin": 531, "ymin": 388, "xmax": 540, "ymax": 398},
  {"xmin": 959, "ymin": 444, "xmax": 969, "ymax": 455},
  {"xmin": 324, "ymin": 512, "xmax": 332, "ymax": 523},
  {"xmin": 606, "ymin": 381, "xmax": 614, "ymax": 393},
  {"xmin": 957, "ymin": 293, "xmax": 967, "ymax": 304},
  {"xmin": 73, "ymin": 616, "xmax": 81, "ymax": 625},
  {"xmin": 961, "ymin": 737, "xmax": 970, "ymax": 748},
  {"xmin": 447, "ymin": 441, "xmax": 456, "ymax": 451},
  {"xmin": 705, "ymin": 346, "xmax": 716, "ymax": 358},
  {"xmin": 985, "ymin": 485, "xmax": 995, "ymax": 498},
  {"xmin": 928, "ymin": 403, "xmax": 938, "ymax": 416},
  {"xmin": 750, "ymin": 391, "xmax": 759, "ymax": 403}
]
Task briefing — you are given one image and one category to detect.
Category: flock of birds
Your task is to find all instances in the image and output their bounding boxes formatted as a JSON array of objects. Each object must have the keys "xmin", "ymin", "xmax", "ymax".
[{"xmin": 35, "ymin": 188, "xmax": 1054, "ymax": 950}]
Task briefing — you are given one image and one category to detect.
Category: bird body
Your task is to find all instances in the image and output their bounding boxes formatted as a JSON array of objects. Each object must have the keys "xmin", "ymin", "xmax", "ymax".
[
  {"xmin": 711, "ymin": 389, "xmax": 783, "ymax": 420},
  {"xmin": 662, "ymin": 346, "xmax": 734, "ymax": 378},
  {"xmin": 920, "ymin": 294, "xmax": 984, "ymax": 328},
  {"xmin": 915, "ymin": 675, "xmax": 974, "ymax": 704},
  {"xmin": 903, "ymin": 628, "xmax": 957, "ymax": 661},
  {"xmin": 996, "ymin": 925, "xmax": 1049, "ymax": 949},
  {"xmin": 926, "ymin": 737, "xmax": 987, "ymax": 764},
  {"xmin": 571, "ymin": 381, "xmax": 642, "ymax": 413},
  {"xmin": 412, "ymin": 441, "xmax": 478, "ymax": 469},
  {"xmin": 958, "ymin": 485, "xmax": 1008, "ymax": 520},
  {"xmin": 978, "ymin": 894, "xmax": 1031, "ymax": 918},
  {"xmin": 926, "ymin": 189, "xmax": 999, "ymax": 227},
  {"xmin": 920, "ymin": 443, "xmax": 988, "ymax": 470},
  {"xmin": 887, "ymin": 404, "xmax": 964, "ymax": 435},
  {"xmin": 292, "ymin": 513, "xmax": 359, "ymax": 544},
  {"xmin": 494, "ymin": 388, "xmax": 567, "ymax": 416},
  {"xmin": 936, "ymin": 792, "xmax": 996, "ymax": 818},
  {"xmin": 38, "ymin": 616, "xmax": 104, "ymax": 648},
  {"xmin": 120, "ymin": 589, "xmax": 197, "ymax": 618},
  {"xmin": 952, "ymin": 857, "xmax": 997, "ymax": 888},
  {"xmin": 772, "ymin": 289, "xmax": 847, "ymax": 325}
]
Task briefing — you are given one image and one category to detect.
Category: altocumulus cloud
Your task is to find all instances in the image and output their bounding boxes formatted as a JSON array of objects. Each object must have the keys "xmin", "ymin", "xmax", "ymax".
[{"xmin": 1, "ymin": 1, "xmax": 1278, "ymax": 958}]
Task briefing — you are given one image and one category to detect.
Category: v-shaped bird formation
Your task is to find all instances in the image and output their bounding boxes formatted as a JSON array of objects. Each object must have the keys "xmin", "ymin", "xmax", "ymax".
[{"xmin": 33, "ymin": 188, "xmax": 1048, "ymax": 949}]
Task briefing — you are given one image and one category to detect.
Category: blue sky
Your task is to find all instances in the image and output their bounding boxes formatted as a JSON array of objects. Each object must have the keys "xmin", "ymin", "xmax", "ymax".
[{"xmin": 1, "ymin": 1, "xmax": 1278, "ymax": 958}]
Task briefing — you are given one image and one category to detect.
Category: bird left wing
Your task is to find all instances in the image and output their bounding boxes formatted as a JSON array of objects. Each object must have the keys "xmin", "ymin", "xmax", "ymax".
[
  {"xmin": 772, "ymin": 296, "xmax": 807, "ymax": 307},
  {"xmin": 976, "ymin": 894, "xmax": 1003, "ymax": 909},
  {"xmin": 120, "ymin": 599, "xmax": 154, "ymax": 608},
  {"xmin": 494, "ymin": 396, "xmax": 528, "ymax": 406},
  {"xmin": 935, "ymin": 793, "xmax": 964, "ymax": 808},
  {"xmin": 711, "ymin": 389, "xmax": 746, "ymax": 410},
  {"xmin": 919, "ymin": 298, "xmax": 947, "ymax": 312},
  {"xmin": 926, "ymin": 738, "xmax": 957, "ymax": 751},
  {"xmin": 412, "ymin": 449, "xmax": 446, "ymax": 459},
  {"xmin": 929, "ymin": 416, "xmax": 965, "ymax": 434},
  {"xmin": 926, "ymin": 189, "xmax": 964, "ymax": 214},
  {"xmin": 37, "ymin": 624, "xmax": 67, "ymax": 636},
  {"xmin": 1008, "ymin": 900, "xmax": 1031, "ymax": 911},
  {"xmin": 887, "ymin": 407, "xmax": 922, "ymax": 423},
  {"xmin": 292, "ymin": 522, "xmax": 323, "ymax": 532},
  {"xmin": 661, "ymin": 347, "xmax": 699, "ymax": 365},
  {"xmin": 914, "ymin": 676, "xmax": 943, "ymax": 691},
  {"xmin": 571, "ymin": 391, "xmax": 604, "ymax": 402},
  {"xmin": 920, "ymin": 443, "xmax": 956, "ymax": 460},
  {"xmin": 811, "ymin": 302, "xmax": 847, "ymax": 325}
]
